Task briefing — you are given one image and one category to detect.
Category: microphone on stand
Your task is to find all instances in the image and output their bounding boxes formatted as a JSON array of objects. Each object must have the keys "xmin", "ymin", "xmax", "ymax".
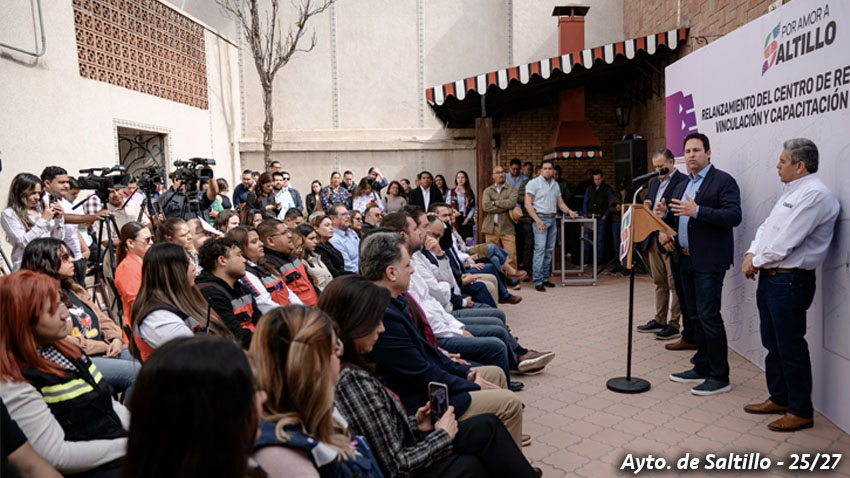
[{"xmin": 631, "ymin": 167, "xmax": 669, "ymax": 185}]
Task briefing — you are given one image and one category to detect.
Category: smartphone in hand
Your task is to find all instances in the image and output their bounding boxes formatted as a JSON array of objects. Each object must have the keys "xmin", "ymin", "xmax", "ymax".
[{"xmin": 428, "ymin": 382, "xmax": 449, "ymax": 425}]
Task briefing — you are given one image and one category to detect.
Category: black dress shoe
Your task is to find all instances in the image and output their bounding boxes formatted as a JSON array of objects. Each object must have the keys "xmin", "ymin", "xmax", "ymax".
[
  {"xmin": 505, "ymin": 276, "xmax": 521, "ymax": 287},
  {"xmin": 509, "ymin": 381, "xmax": 525, "ymax": 392},
  {"xmin": 543, "ymin": 281, "xmax": 556, "ymax": 288},
  {"xmin": 535, "ymin": 284, "xmax": 546, "ymax": 292}
]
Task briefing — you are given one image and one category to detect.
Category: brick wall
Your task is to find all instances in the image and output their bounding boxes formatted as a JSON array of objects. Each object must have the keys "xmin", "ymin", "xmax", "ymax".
[
  {"xmin": 623, "ymin": 0, "xmax": 789, "ymax": 152},
  {"xmin": 495, "ymin": 89, "xmax": 625, "ymax": 188}
]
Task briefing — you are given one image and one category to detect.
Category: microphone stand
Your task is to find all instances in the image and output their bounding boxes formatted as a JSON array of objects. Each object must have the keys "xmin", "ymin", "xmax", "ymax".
[{"xmin": 606, "ymin": 180, "xmax": 652, "ymax": 394}]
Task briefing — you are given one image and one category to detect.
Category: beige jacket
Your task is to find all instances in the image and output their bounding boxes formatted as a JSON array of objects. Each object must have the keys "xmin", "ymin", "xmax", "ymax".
[{"xmin": 481, "ymin": 184, "xmax": 518, "ymax": 235}]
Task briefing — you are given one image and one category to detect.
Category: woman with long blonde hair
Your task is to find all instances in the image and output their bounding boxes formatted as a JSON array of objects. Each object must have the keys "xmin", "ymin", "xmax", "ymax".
[{"xmin": 250, "ymin": 306, "xmax": 383, "ymax": 478}]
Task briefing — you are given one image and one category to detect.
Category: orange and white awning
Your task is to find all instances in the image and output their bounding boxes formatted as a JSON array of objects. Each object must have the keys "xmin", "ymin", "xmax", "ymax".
[{"xmin": 426, "ymin": 28, "xmax": 687, "ymax": 107}]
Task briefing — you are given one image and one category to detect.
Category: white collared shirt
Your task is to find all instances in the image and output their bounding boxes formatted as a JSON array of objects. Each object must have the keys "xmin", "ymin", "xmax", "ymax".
[
  {"xmin": 747, "ymin": 174, "xmax": 839, "ymax": 270},
  {"xmin": 421, "ymin": 186, "xmax": 431, "ymax": 211}
]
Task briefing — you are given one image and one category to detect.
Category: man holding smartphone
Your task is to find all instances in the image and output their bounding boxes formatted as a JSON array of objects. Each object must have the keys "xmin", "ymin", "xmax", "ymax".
[{"xmin": 41, "ymin": 166, "xmax": 110, "ymax": 285}]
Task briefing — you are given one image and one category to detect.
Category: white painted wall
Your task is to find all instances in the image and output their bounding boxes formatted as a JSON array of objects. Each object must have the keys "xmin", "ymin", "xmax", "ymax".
[
  {"xmin": 0, "ymin": 1, "xmax": 241, "ymax": 260},
  {"xmin": 238, "ymin": 0, "xmax": 624, "ymax": 197}
]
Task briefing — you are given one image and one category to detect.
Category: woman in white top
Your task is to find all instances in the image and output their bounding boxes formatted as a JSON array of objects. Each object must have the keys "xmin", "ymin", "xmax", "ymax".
[
  {"xmin": 1, "ymin": 173, "xmax": 65, "ymax": 271},
  {"xmin": 129, "ymin": 242, "xmax": 231, "ymax": 362},
  {"xmin": 351, "ymin": 177, "xmax": 384, "ymax": 214}
]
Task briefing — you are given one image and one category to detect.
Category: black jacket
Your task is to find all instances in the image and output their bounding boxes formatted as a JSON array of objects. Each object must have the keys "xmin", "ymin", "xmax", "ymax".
[
  {"xmin": 407, "ymin": 186, "xmax": 443, "ymax": 212},
  {"xmin": 663, "ymin": 165, "xmax": 742, "ymax": 272},
  {"xmin": 367, "ymin": 295, "xmax": 477, "ymax": 416},
  {"xmin": 315, "ymin": 242, "xmax": 350, "ymax": 278},
  {"xmin": 195, "ymin": 270, "xmax": 260, "ymax": 348}
]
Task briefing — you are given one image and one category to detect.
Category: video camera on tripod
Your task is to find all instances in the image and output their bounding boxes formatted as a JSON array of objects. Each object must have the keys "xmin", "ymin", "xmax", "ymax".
[
  {"xmin": 134, "ymin": 164, "xmax": 164, "ymax": 195},
  {"xmin": 172, "ymin": 157, "xmax": 215, "ymax": 184},
  {"xmin": 76, "ymin": 165, "xmax": 132, "ymax": 203}
]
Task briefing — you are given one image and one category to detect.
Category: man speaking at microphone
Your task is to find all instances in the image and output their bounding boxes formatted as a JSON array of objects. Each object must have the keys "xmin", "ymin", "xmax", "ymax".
[{"xmin": 657, "ymin": 133, "xmax": 741, "ymax": 396}]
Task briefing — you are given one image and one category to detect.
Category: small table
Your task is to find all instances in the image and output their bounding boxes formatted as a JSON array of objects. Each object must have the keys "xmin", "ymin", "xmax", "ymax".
[{"xmin": 556, "ymin": 215, "xmax": 597, "ymax": 285}]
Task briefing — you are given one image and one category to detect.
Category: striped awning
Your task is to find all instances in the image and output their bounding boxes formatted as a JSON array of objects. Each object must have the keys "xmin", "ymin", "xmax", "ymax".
[{"xmin": 426, "ymin": 28, "xmax": 687, "ymax": 107}]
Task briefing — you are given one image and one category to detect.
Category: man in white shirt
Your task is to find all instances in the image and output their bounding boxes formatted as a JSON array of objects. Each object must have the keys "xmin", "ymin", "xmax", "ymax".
[
  {"xmin": 741, "ymin": 138, "xmax": 839, "ymax": 432},
  {"xmin": 272, "ymin": 171, "xmax": 301, "ymax": 219},
  {"xmin": 41, "ymin": 166, "xmax": 109, "ymax": 285}
]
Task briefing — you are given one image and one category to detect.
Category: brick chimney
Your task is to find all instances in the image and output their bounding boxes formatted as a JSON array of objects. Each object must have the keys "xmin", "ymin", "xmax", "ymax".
[
  {"xmin": 545, "ymin": 4, "xmax": 602, "ymax": 160},
  {"xmin": 553, "ymin": 5, "xmax": 589, "ymax": 54}
]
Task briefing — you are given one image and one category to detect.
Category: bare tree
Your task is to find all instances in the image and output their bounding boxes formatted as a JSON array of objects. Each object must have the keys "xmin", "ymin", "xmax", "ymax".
[{"xmin": 219, "ymin": 0, "xmax": 334, "ymax": 167}]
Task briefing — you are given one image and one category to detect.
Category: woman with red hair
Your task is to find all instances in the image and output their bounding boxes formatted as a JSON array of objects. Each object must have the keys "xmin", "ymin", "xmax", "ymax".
[{"xmin": 0, "ymin": 270, "xmax": 129, "ymax": 477}]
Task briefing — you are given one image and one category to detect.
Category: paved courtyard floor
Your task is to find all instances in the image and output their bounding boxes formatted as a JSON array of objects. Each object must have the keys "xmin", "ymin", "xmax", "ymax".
[{"xmin": 505, "ymin": 272, "xmax": 850, "ymax": 478}]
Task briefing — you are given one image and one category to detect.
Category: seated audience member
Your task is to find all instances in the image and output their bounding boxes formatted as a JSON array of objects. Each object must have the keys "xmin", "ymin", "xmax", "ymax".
[
  {"xmin": 351, "ymin": 209, "xmax": 364, "ymax": 238},
  {"xmin": 243, "ymin": 208, "xmax": 265, "ymax": 228},
  {"xmin": 410, "ymin": 213, "xmax": 555, "ymax": 376},
  {"xmin": 121, "ymin": 337, "xmax": 263, "ymax": 478},
  {"xmin": 210, "ymin": 177, "xmax": 233, "ymax": 220},
  {"xmin": 312, "ymin": 214, "xmax": 349, "ymax": 277},
  {"xmin": 352, "ymin": 177, "xmax": 385, "ymax": 214},
  {"xmin": 257, "ymin": 220, "xmax": 319, "ymax": 306},
  {"xmin": 130, "ymin": 243, "xmax": 230, "ymax": 362},
  {"xmin": 1, "ymin": 400, "xmax": 63, "ymax": 478},
  {"xmin": 21, "ymin": 238, "xmax": 139, "ymax": 397},
  {"xmin": 213, "ymin": 209, "xmax": 240, "ymax": 233},
  {"xmin": 282, "ymin": 207, "xmax": 303, "ymax": 230},
  {"xmin": 305, "ymin": 180, "xmax": 323, "ymax": 215},
  {"xmin": 0, "ymin": 270, "xmax": 130, "ymax": 476},
  {"xmin": 358, "ymin": 232, "xmax": 526, "ymax": 447},
  {"xmin": 320, "ymin": 276, "xmax": 541, "ymax": 477},
  {"xmin": 362, "ymin": 203, "xmax": 382, "ymax": 235},
  {"xmin": 382, "ymin": 212, "xmax": 522, "ymax": 390},
  {"xmin": 232, "ymin": 169, "xmax": 254, "ymax": 210},
  {"xmin": 294, "ymin": 223, "xmax": 333, "ymax": 292},
  {"xmin": 226, "ymin": 226, "xmax": 299, "ymax": 312},
  {"xmin": 432, "ymin": 203, "xmax": 521, "ymax": 305},
  {"xmin": 1, "ymin": 173, "xmax": 65, "ymax": 271},
  {"xmin": 399, "ymin": 178, "xmax": 412, "ymax": 197},
  {"xmin": 196, "ymin": 238, "xmax": 261, "ymax": 348},
  {"xmin": 250, "ymin": 306, "xmax": 384, "ymax": 478},
  {"xmin": 188, "ymin": 217, "xmax": 219, "ymax": 252},
  {"xmin": 383, "ymin": 180, "xmax": 408, "ymax": 214},
  {"xmin": 327, "ymin": 205, "xmax": 360, "ymax": 273},
  {"xmin": 156, "ymin": 217, "xmax": 199, "ymax": 276},
  {"xmin": 434, "ymin": 174, "xmax": 449, "ymax": 200},
  {"xmin": 114, "ymin": 222, "xmax": 151, "ymax": 338}
]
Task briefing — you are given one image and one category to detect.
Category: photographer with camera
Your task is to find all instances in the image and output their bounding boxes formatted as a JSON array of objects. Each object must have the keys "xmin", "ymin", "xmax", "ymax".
[
  {"xmin": 158, "ymin": 159, "xmax": 218, "ymax": 222},
  {"xmin": 1, "ymin": 173, "xmax": 65, "ymax": 271},
  {"xmin": 42, "ymin": 166, "xmax": 111, "ymax": 285}
]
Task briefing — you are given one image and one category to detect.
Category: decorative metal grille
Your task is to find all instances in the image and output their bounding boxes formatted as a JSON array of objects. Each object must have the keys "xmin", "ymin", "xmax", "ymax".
[
  {"xmin": 118, "ymin": 129, "xmax": 166, "ymax": 176},
  {"xmin": 72, "ymin": 0, "xmax": 208, "ymax": 109}
]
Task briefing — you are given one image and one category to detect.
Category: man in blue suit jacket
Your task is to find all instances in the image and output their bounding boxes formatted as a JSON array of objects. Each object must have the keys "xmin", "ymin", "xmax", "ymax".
[
  {"xmin": 657, "ymin": 133, "xmax": 741, "ymax": 396},
  {"xmin": 637, "ymin": 149, "xmax": 691, "ymax": 344},
  {"xmin": 359, "ymin": 231, "xmax": 525, "ymax": 445}
]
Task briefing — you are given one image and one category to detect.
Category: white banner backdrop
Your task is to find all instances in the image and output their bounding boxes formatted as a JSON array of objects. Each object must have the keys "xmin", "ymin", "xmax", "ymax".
[{"xmin": 665, "ymin": 1, "xmax": 850, "ymax": 432}]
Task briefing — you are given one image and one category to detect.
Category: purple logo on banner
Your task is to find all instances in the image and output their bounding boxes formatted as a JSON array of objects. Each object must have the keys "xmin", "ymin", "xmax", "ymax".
[{"xmin": 665, "ymin": 91, "xmax": 698, "ymax": 157}]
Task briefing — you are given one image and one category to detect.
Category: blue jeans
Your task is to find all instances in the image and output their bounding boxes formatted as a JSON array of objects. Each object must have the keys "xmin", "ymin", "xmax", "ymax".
[
  {"xmin": 437, "ymin": 334, "xmax": 511, "ymax": 382},
  {"xmin": 757, "ymin": 270, "xmax": 816, "ymax": 418},
  {"xmin": 462, "ymin": 320, "xmax": 527, "ymax": 369},
  {"xmin": 475, "ymin": 243, "xmax": 509, "ymax": 272},
  {"xmin": 678, "ymin": 255, "xmax": 728, "ymax": 382},
  {"xmin": 532, "ymin": 216, "xmax": 557, "ymax": 285},
  {"xmin": 452, "ymin": 307, "xmax": 506, "ymax": 325},
  {"xmin": 91, "ymin": 349, "xmax": 141, "ymax": 399},
  {"xmin": 584, "ymin": 218, "xmax": 606, "ymax": 263}
]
